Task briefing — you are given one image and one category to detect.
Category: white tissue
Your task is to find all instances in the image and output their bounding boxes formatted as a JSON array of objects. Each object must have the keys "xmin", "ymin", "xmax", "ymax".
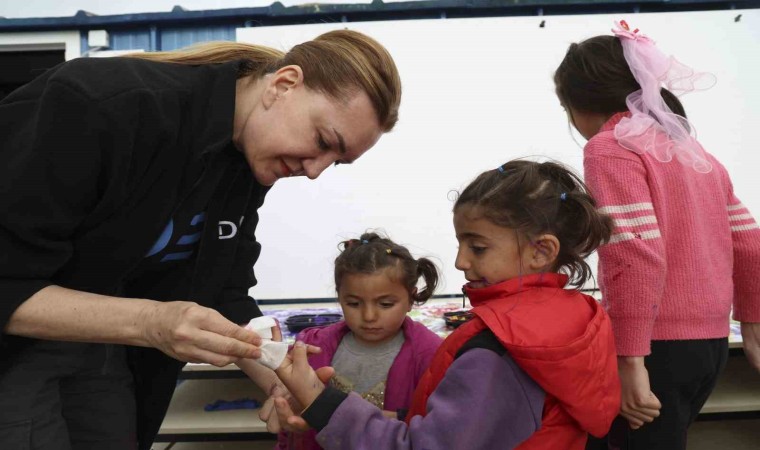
[{"xmin": 244, "ymin": 316, "xmax": 288, "ymax": 370}]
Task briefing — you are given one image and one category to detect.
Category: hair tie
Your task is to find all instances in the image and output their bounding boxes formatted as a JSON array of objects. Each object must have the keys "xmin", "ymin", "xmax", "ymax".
[
  {"xmin": 386, "ymin": 248, "xmax": 392, "ymax": 254},
  {"xmin": 560, "ymin": 192, "xmax": 567, "ymax": 201},
  {"xmin": 361, "ymin": 239, "xmax": 369, "ymax": 244},
  {"xmin": 497, "ymin": 165, "xmax": 505, "ymax": 173}
]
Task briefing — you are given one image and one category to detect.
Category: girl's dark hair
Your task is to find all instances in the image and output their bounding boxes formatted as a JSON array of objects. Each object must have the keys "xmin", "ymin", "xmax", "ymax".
[
  {"xmin": 554, "ymin": 35, "xmax": 686, "ymax": 119},
  {"xmin": 334, "ymin": 232, "xmax": 439, "ymax": 305},
  {"xmin": 453, "ymin": 160, "xmax": 614, "ymax": 289}
]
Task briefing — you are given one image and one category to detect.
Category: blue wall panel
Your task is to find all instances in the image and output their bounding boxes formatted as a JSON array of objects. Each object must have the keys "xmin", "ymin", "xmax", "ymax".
[
  {"xmin": 110, "ymin": 30, "xmax": 151, "ymax": 51},
  {"xmin": 159, "ymin": 26, "xmax": 237, "ymax": 51}
]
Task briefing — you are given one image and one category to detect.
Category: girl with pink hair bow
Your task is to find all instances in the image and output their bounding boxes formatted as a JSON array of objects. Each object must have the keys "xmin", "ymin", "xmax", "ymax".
[{"xmin": 554, "ymin": 20, "xmax": 760, "ymax": 450}]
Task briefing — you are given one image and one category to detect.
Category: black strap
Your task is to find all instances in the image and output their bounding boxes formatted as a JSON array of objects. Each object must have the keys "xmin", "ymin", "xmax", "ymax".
[{"xmin": 455, "ymin": 329, "xmax": 507, "ymax": 359}]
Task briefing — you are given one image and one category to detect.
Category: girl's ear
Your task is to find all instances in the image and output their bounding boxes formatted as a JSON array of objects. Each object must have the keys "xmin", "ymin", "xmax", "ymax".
[
  {"xmin": 528, "ymin": 234, "xmax": 560, "ymax": 272},
  {"xmin": 408, "ymin": 288, "xmax": 417, "ymax": 311}
]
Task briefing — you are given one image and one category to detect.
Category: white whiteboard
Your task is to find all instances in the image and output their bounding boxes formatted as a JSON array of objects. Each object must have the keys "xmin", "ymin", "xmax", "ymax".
[{"xmin": 238, "ymin": 9, "xmax": 760, "ymax": 300}]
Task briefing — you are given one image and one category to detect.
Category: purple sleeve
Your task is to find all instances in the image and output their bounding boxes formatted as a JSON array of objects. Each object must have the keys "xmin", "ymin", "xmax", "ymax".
[{"xmin": 315, "ymin": 348, "xmax": 544, "ymax": 450}]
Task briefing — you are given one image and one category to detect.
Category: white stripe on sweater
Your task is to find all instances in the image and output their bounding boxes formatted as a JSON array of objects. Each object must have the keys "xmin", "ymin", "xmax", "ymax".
[
  {"xmin": 608, "ymin": 229, "xmax": 662, "ymax": 244},
  {"xmin": 729, "ymin": 213, "xmax": 754, "ymax": 222},
  {"xmin": 731, "ymin": 223, "xmax": 760, "ymax": 232},
  {"xmin": 727, "ymin": 203, "xmax": 746, "ymax": 211},
  {"xmin": 599, "ymin": 202, "xmax": 654, "ymax": 214},
  {"xmin": 614, "ymin": 215, "xmax": 658, "ymax": 228}
]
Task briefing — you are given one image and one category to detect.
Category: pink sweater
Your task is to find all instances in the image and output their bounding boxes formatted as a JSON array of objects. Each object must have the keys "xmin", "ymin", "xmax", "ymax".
[{"xmin": 584, "ymin": 113, "xmax": 760, "ymax": 356}]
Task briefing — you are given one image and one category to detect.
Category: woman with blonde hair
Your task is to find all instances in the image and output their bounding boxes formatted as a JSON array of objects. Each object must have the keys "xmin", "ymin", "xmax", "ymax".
[{"xmin": 0, "ymin": 30, "xmax": 400, "ymax": 450}]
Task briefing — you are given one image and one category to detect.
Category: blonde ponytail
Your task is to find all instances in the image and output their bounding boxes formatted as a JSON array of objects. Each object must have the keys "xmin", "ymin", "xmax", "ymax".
[
  {"xmin": 125, "ymin": 41, "xmax": 284, "ymax": 77},
  {"xmin": 128, "ymin": 29, "xmax": 401, "ymax": 131}
]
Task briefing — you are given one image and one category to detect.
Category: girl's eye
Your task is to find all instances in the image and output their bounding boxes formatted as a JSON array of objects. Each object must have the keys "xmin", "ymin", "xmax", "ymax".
[
  {"xmin": 317, "ymin": 134, "xmax": 330, "ymax": 151},
  {"xmin": 380, "ymin": 303, "xmax": 395, "ymax": 308},
  {"xmin": 344, "ymin": 302, "xmax": 359, "ymax": 307},
  {"xmin": 470, "ymin": 246, "xmax": 487, "ymax": 255}
]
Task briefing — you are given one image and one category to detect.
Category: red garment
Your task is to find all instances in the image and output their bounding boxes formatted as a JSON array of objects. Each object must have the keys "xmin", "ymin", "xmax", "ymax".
[{"xmin": 407, "ymin": 273, "xmax": 620, "ymax": 450}]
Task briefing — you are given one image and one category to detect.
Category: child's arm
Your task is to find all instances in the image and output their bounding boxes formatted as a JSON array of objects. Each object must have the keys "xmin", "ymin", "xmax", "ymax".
[
  {"xmin": 235, "ymin": 319, "xmax": 291, "ymax": 402},
  {"xmin": 276, "ymin": 342, "xmax": 543, "ymax": 450},
  {"xmin": 584, "ymin": 143, "xmax": 665, "ymax": 426},
  {"xmin": 236, "ymin": 358, "xmax": 282, "ymax": 394},
  {"xmin": 235, "ymin": 322, "xmax": 322, "ymax": 432},
  {"xmin": 725, "ymin": 181, "xmax": 760, "ymax": 374},
  {"xmin": 583, "ymin": 142, "xmax": 667, "ymax": 356},
  {"xmin": 271, "ymin": 390, "xmax": 406, "ymax": 429},
  {"xmin": 743, "ymin": 324, "xmax": 760, "ymax": 374}
]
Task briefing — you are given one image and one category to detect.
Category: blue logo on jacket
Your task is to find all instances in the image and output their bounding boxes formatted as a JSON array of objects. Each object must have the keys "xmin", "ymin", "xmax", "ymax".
[{"xmin": 145, "ymin": 212, "xmax": 205, "ymax": 262}]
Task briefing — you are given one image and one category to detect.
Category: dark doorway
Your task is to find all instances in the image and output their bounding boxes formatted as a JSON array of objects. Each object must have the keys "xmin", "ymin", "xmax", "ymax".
[{"xmin": 0, "ymin": 50, "xmax": 65, "ymax": 100}]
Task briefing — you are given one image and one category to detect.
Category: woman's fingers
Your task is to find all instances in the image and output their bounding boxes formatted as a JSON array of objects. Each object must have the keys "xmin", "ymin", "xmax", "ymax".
[
  {"xmin": 195, "ymin": 329, "xmax": 261, "ymax": 360},
  {"xmin": 145, "ymin": 302, "xmax": 264, "ymax": 363},
  {"xmin": 169, "ymin": 328, "xmax": 260, "ymax": 364},
  {"xmin": 216, "ymin": 319, "xmax": 262, "ymax": 346},
  {"xmin": 183, "ymin": 347, "xmax": 241, "ymax": 367},
  {"xmin": 197, "ymin": 310, "xmax": 262, "ymax": 357}
]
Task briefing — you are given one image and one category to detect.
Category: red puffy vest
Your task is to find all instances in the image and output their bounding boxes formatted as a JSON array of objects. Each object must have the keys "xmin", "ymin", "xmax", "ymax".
[{"xmin": 406, "ymin": 273, "xmax": 620, "ymax": 450}]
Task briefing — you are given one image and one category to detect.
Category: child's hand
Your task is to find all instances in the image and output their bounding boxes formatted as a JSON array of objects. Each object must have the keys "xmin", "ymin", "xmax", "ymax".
[
  {"xmin": 270, "ymin": 366, "xmax": 336, "ymax": 432},
  {"xmin": 381, "ymin": 410, "xmax": 398, "ymax": 419},
  {"xmin": 258, "ymin": 384, "xmax": 292, "ymax": 433},
  {"xmin": 275, "ymin": 341, "xmax": 331, "ymax": 410},
  {"xmin": 618, "ymin": 356, "xmax": 662, "ymax": 429},
  {"xmin": 260, "ymin": 386, "xmax": 306, "ymax": 433},
  {"xmin": 271, "ymin": 318, "xmax": 283, "ymax": 342},
  {"xmin": 272, "ymin": 395, "xmax": 313, "ymax": 433},
  {"xmin": 741, "ymin": 322, "xmax": 760, "ymax": 374}
]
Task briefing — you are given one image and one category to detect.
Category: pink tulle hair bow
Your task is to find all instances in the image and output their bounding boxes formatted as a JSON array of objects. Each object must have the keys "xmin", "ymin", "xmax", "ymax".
[
  {"xmin": 611, "ymin": 20, "xmax": 716, "ymax": 173},
  {"xmin": 612, "ymin": 20, "xmax": 651, "ymax": 42}
]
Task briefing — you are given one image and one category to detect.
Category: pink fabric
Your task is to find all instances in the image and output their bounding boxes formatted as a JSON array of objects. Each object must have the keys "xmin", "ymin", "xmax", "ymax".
[
  {"xmin": 275, "ymin": 317, "xmax": 442, "ymax": 450},
  {"xmin": 584, "ymin": 113, "xmax": 760, "ymax": 356},
  {"xmin": 611, "ymin": 20, "xmax": 716, "ymax": 173}
]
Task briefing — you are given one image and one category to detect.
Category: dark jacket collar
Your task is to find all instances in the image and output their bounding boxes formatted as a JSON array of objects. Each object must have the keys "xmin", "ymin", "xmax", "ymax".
[{"xmin": 187, "ymin": 61, "xmax": 240, "ymax": 159}]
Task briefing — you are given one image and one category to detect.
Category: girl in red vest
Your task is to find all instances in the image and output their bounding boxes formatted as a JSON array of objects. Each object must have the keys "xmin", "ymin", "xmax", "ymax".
[{"xmin": 273, "ymin": 159, "xmax": 622, "ymax": 450}]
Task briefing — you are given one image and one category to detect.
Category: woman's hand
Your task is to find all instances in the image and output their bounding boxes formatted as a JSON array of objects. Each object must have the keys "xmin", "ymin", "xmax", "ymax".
[
  {"xmin": 742, "ymin": 322, "xmax": 760, "ymax": 374},
  {"xmin": 618, "ymin": 356, "xmax": 662, "ymax": 429},
  {"xmin": 275, "ymin": 341, "xmax": 331, "ymax": 411},
  {"xmin": 139, "ymin": 300, "xmax": 262, "ymax": 366}
]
